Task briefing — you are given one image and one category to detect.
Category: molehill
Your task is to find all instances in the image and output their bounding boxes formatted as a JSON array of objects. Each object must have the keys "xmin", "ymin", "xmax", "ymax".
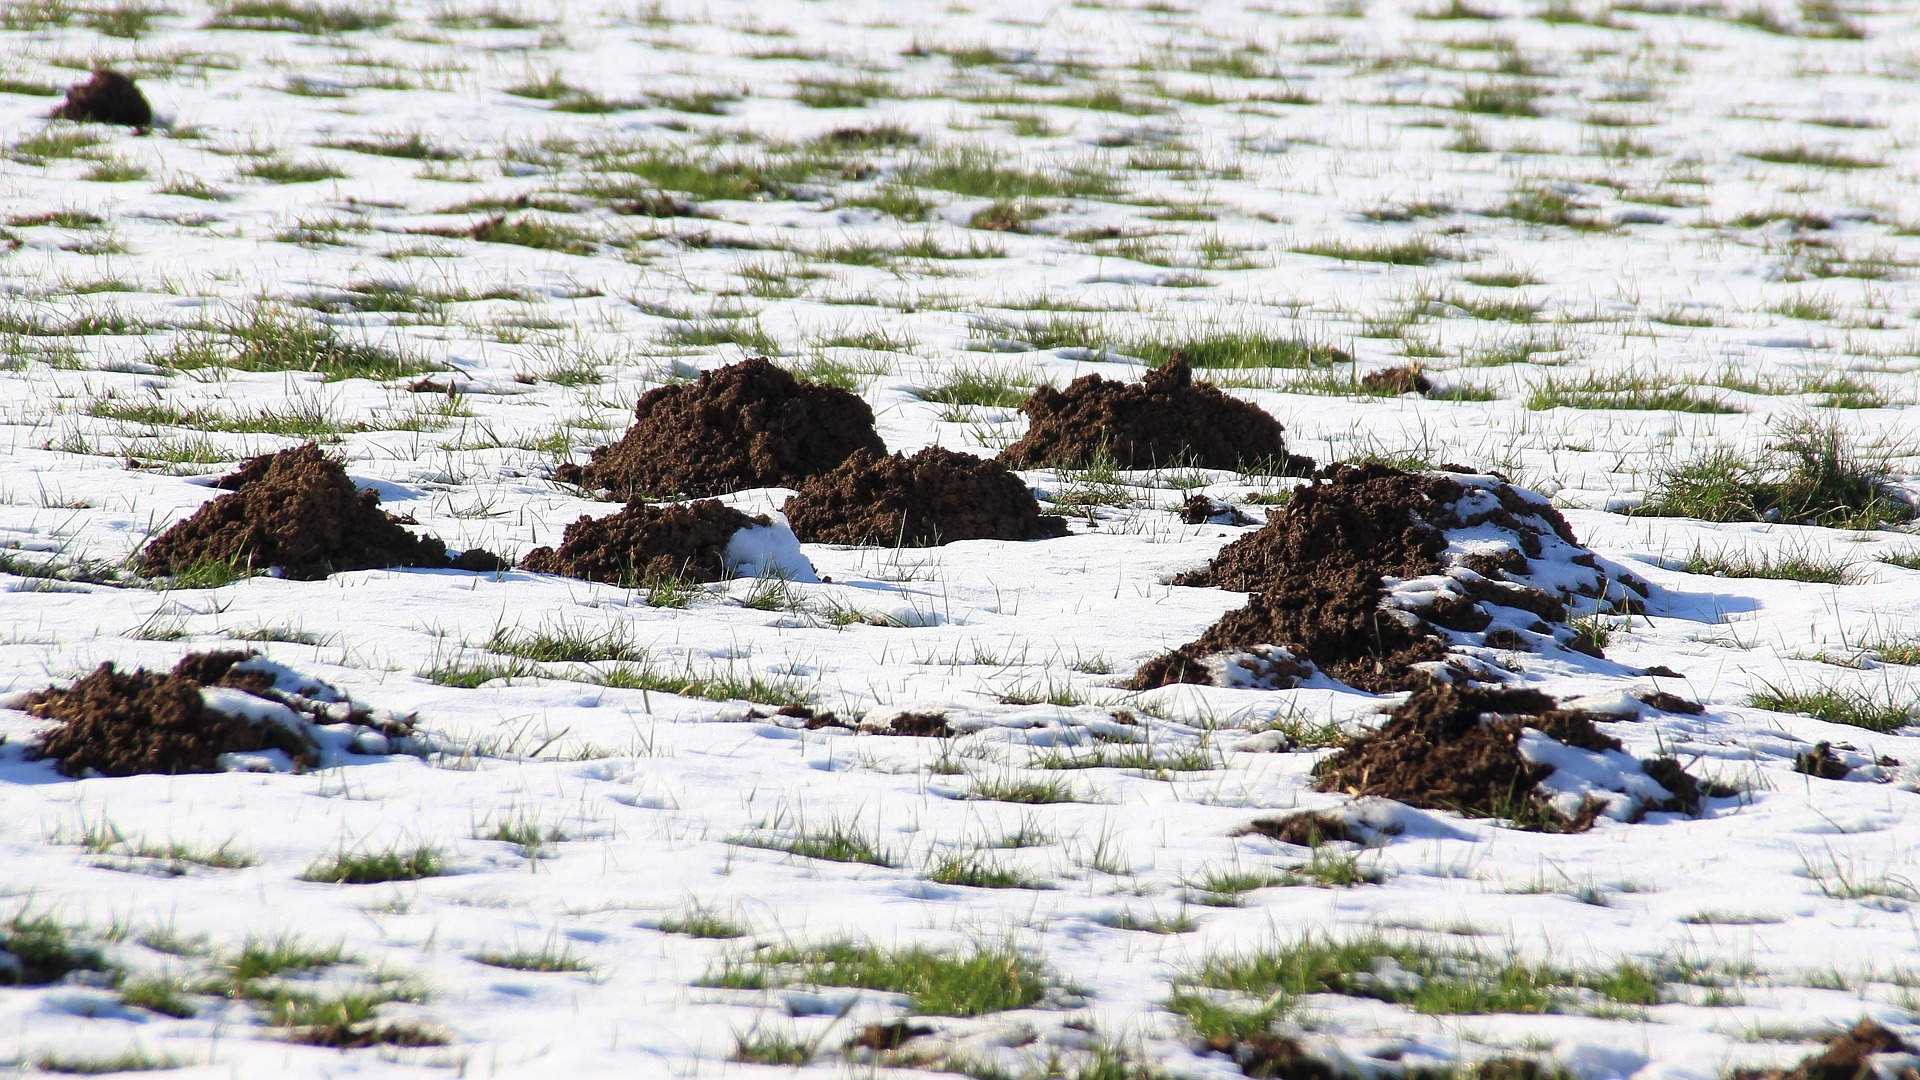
[
  {"xmin": 521, "ymin": 499, "xmax": 766, "ymax": 584},
  {"xmin": 997, "ymin": 360, "xmax": 1311, "ymax": 473},
  {"xmin": 52, "ymin": 69, "xmax": 152, "ymax": 127},
  {"xmin": 784, "ymin": 447, "xmax": 1067, "ymax": 546},
  {"xmin": 556, "ymin": 358, "xmax": 885, "ymax": 499},
  {"xmin": 140, "ymin": 444, "xmax": 504, "ymax": 581},
  {"xmin": 23, "ymin": 650, "xmax": 409, "ymax": 777},
  {"xmin": 1131, "ymin": 464, "xmax": 1646, "ymax": 693},
  {"xmin": 1296, "ymin": 684, "xmax": 1698, "ymax": 832}
]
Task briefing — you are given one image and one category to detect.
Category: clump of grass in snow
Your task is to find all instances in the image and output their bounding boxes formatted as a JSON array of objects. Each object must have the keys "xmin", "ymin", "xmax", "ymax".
[
  {"xmin": 471, "ymin": 938, "xmax": 591, "ymax": 973},
  {"xmin": 703, "ymin": 940, "xmax": 1047, "ymax": 1016},
  {"xmin": 1293, "ymin": 236, "xmax": 1447, "ymax": 266},
  {"xmin": 1172, "ymin": 935, "xmax": 1662, "ymax": 1022},
  {"xmin": 657, "ymin": 906, "xmax": 748, "ymax": 939},
  {"xmin": 1525, "ymin": 371, "xmax": 1737, "ymax": 413},
  {"xmin": 300, "ymin": 843, "xmax": 447, "ymax": 884},
  {"xmin": 1681, "ymin": 547, "xmax": 1854, "ymax": 584},
  {"xmin": 734, "ymin": 816, "xmax": 897, "ymax": 867},
  {"xmin": 205, "ymin": 0, "xmax": 397, "ymax": 33},
  {"xmin": 1, "ymin": 910, "xmax": 111, "ymax": 985},
  {"xmin": 1645, "ymin": 417, "xmax": 1913, "ymax": 529},
  {"xmin": 1750, "ymin": 682, "xmax": 1911, "ymax": 733}
]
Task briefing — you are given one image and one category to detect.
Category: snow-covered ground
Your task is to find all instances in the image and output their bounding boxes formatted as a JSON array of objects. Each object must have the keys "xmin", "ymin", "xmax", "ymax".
[{"xmin": 5, "ymin": 0, "xmax": 1920, "ymax": 1075}]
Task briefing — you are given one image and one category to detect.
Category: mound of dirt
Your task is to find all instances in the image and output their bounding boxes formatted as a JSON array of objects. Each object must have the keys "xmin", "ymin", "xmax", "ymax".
[
  {"xmin": 139, "ymin": 444, "xmax": 505, "ymax": 581},
  {"xmin": 51, "ymin": 69, "xmax": 152, "ymax": 127},
  {"xmin": 1130, "ymin": 464, "xmax": 1648, "ymax": 693},
  {"xmin": 521, "ymin": 499, "xmax": 769, "ymax": 584},
  {"xmin": 997, "ymin": 360, "xmax": 1311, "ymax": 473},
  {"xmin": 1310, "ymin": 685, "xmax": 1698, "ymax": 830},
  {"xmin": 1360, "ymin": 365, "xmax": 1432, "ymax": 396},
  {"xmin": 783, "ymin": 447, "xmax": 1067, "ymax": 546},
  {"xmin": 1734, "ymin": 1020, "xmax": 1911, "ymax": 1080},
  {"xmin": 555, "ymin": 358, "xmax": 886, "ymax": 499},
  {"xmin": 22, "ymin": 651, "xmax": 410, "ymax": 777}
]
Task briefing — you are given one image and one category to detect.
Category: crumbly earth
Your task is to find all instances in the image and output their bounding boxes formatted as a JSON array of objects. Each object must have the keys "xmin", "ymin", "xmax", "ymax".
[
  {"xmin": 555, "ymin": 357, "xmax": 886, "ymax": 498},
  {"xmin": 1133, "ymin": 465, "xmax": 1645, "ymax": 692},
  {"xmin": 783, "ymin": 447, "xmax": 1067, "ymax": 546},
  {"xmin": 1309, "ymin": 685, "xmax": 1698, "ymax": 831},
  {"xmin": 1731, "ymin": 1020, "xmax": 1911, "ymax": 1080},
  {"xmin": 24, "ymin": 651, "xmax": 394, "ymax": 777},
  {"xmin": 520, "ymin": 498, "xmax": 766, "ymax": 584},
  {"xmin": 997, "ymin": 360, "xmax": 1310, "ymax": 473},
  {"xmin": 139, "ymin": 444, "xmax": 505, "ymax": 581},
  {"xmin": 50, "ymin": 69, "xmax": 152, "ymax": 127}
]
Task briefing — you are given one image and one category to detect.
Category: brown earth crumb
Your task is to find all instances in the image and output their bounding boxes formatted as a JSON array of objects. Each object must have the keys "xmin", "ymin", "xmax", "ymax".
[
  {"xmin": 784, "ymin": 447, "xmax": 1066, "ymax": 546},
  {"xmin": 1131, "ymin": 465, "xmax": 1646, "ymax": 693},
  {"xmin": 1310, "ymin": 685, "xmax": 1698, "ymax": 831},
  {"xmin": 1360, "ymin": 365, "xmax": 1433, "ymax": 396},
  {"xmin": 997, "ymin": 360, "xmax": 1311, "ymax": 473},
  {"xmin": 521, "ymin": 499, "xmax": 765, "ymax": 584},
  {"xmin": 139, "ymin": 444, "xmax": 504, "ymax": 581},
  {"xmin": 1635, "ymin": 690, "xmax": 1704, "ymax": 715},
  {"xmin": 51, "ymin": 69, "xmax": 152, "ymax": 127},
  {"xmin": 1792, "ymin": 742, "xmax": 1851, "ymax": 780},
  {"xmin": 848, "ymin": 1021, "xmax": 934, "ymax": 1051},
  {"xmin": 1204, "ymin": 1032, "xmax": 1341, "ymax": 1080},
  {"xmin": 24, "ymin": 651, "xmax": 400, "ymax": 777},
  {"xmin": 1733, "ymin": 1020, "xmax": 1912, "ymax": 1080},
  {"xmin": 1239, "ymin": 811, "xmax": 1361, "ymax": 847},
  {"xmin": 556, "ymin": 358, "xmax": 885, "ymax": 499},
  {"xmin": 882, "ymin": 712, "xmax": 955, "ymax": 737}
]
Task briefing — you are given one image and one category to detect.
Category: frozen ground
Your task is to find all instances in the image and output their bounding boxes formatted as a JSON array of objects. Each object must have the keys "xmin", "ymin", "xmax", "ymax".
[{"xmin": 4, "ymin": 0, "xmax": 1920, "ymax": 1075}]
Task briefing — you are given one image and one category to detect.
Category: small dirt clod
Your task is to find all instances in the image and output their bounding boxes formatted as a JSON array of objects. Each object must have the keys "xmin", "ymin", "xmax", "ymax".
[
  {"xmin": 1733, "ymin": 1020, "xmax": 1911, "ymax": 1080},
  {"xmin": 784, "ymin": 447, "xmax": 1067, "ymax": 546},
  {"xmin": 139, "ymin": 444, "xmax": 504, "ymax": 581},
  {"xmin": 556, "ymin": 358, "xmax": 885, "ymax": 499},
  {"xmin": 51, "ymin": 69, "xmax": 153, "ymax": 128},
  {"xmin": 521, "ymin": 499, "xmax": 765, "ymax": 584},
  {"xmin": 997, "ymin": 360, "xmax": 1310, "ymax": 473}
]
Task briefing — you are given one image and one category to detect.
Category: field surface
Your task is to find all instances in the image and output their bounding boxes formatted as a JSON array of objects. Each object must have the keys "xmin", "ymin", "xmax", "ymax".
[{"xmin": 4, "ymin": 0, "xmax": 1920, "ymax": 1077}]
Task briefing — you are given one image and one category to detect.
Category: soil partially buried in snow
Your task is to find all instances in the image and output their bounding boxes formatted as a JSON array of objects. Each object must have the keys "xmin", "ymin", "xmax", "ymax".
[{"xmin": 3, "ymin": 1, "xmax": 1920, "ymax": 1077}]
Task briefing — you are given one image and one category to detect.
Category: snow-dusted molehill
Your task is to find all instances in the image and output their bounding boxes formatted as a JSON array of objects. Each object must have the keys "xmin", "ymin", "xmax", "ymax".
[
  {"xmin": 1255, "ymin": 685, "xmax": 1700, "ymax": 835},
  {"xmin": 13, "ymin": 651, "xmax": 412, "ymax": 776},
  {"xmin": 1133, "ymin": 465, "xmax": 1651, "ymax": 693}
]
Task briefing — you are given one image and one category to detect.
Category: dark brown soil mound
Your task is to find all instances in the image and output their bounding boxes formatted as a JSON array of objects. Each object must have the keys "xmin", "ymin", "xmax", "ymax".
[
  {"xmin": 555, "ymin": 358, "xmax": 885, "ymax": 499},
  {"xmin": 521, "ymin": 499, "xmax": 765, "ymax": 584},
  {"xmin": 997, "ymin": 360, "xmax": 1311, "ymax": 473},
  {"xmin": 1309, "ymin": 685, "xmax": 1697, "ymax": 831},
  {"xmin": 1360, "ymin": 365, "xmax": 1432, "ymax": 396},
  {"xmin": 24, "ymin": 651, "xmax": 407, "ymax": 777},
  {"xmin": 51, "ymin": 69, "xmax": 152, "ymax": 127},
  {"xmin": 1131, "ymin": 465, "xmax": 1647, "ymax": 693},
  {"xmin": 140, "ymin": 444, "xmax": 505, "ymax": 581},
  {"xmin": 1734, "ymin": 1021, "xmax": 1911, "ymax": 1080},
  {"xmin": 783, "ymin": 447, "xmax": 1067, "ymax": 546}
]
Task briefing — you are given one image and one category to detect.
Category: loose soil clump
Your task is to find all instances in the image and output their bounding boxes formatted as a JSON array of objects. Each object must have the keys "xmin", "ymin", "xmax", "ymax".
[
  {"xmin": 997, "ymin": 360, "xmax": 1311, "ymax": 473},
  {"xmin": 1733, "ymin": 1020, "xmax": 1911, "ymax": 1080},
  {"xmin": 521, "ymin": 499, "xmax": 765, "ymax": 584},
  {"xmin": 555, "ymin": 358, "xmax": 885, "ymax": 499},
  {"xmin": 22, "ymin": 651, "xmax": 409, "ymax": 777},
  {"xmin": 1360, "ymin": 365, "xmax": 1432, "ymax": 396},
  {"xmin": 140, "ymin": 444, "xmax": 505, "ymax": 581},
  {"xmin": 1310, "ymin": 685, "xmax": 1698, "ymax": 831},
  {"xmin": 784, "ymin": 447, "xmax": 1067, "ymax": 546},
  {"xmin": 1130, "ymin": 464, "xmax": 1647, "ymax": 693},
  {"xmin": 51, "ymin": 69, "xmax": 152, "ymax": 128}
]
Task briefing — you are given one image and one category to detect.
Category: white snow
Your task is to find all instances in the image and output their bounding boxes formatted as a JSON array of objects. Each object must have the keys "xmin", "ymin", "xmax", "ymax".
[{"xmin": 3, "ymin": 0, "xmax": 1920, "ymax": 1075}]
